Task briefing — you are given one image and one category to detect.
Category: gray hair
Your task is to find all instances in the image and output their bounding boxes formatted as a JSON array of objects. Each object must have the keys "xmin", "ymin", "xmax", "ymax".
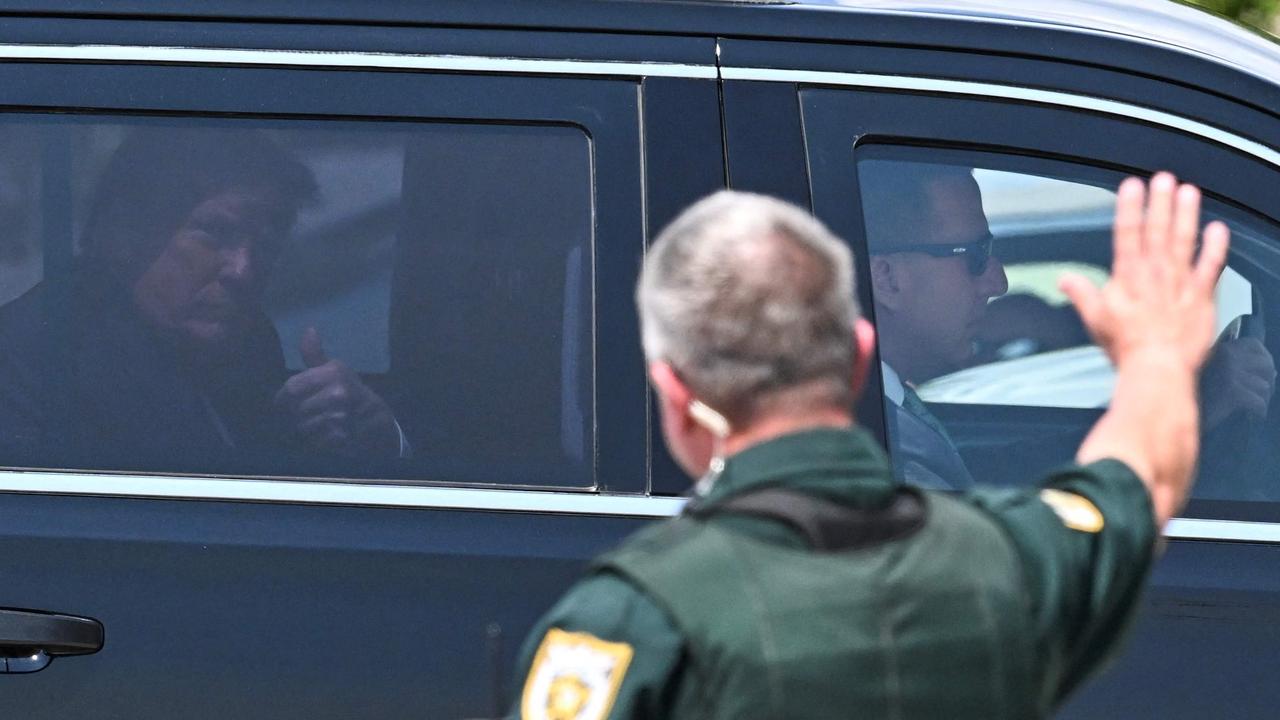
[{"xmin": 637, "ymin": 191, "xmax": 861, "ymax": 423}]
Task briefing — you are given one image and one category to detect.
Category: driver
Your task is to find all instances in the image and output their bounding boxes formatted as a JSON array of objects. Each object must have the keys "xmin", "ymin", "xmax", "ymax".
[{"xmin": 864, "ymin": 162, "xmax": 1007, "ymax": 489}]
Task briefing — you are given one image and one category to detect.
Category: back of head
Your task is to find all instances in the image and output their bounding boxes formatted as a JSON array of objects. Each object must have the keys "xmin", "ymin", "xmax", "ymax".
[{"xmin": 636, "ymin": 191, "xmax": 860, "ymax": 425}]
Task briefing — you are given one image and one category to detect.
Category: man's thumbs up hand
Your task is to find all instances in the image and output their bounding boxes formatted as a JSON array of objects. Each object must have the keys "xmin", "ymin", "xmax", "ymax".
[
  {"xmin": 274, "ymin": 326, "xmax": 400, "ymax": 458},
  {"xmin": 299, "ymin": 325, "xmax": 329, "ymax": 369}
]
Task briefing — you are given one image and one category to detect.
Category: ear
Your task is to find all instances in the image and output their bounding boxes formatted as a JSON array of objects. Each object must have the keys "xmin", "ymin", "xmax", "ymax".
[
  {"xmin": 650, "ymin": 360, "xmax": 719, "ymax": 477},
  {"xmin": 850, "ymin": 317, "xmax": 878, "ymax": 401},
  {"xmin": 869, "ymin": 255, "xmax": 905, "ymax": 311},
  {"xmin": 649, "ymin": 361, "xmax": 695, "ymax": 431}
]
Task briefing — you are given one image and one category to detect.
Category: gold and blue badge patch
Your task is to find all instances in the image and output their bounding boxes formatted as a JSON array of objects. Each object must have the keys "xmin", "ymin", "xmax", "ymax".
[
  {"xmin": 521, "ymin": 628, "xmax": 634, "ymax": 720},
  {"xmin": 1040, "ymin": 488, "xmax": 1105, "ymax": 533}
]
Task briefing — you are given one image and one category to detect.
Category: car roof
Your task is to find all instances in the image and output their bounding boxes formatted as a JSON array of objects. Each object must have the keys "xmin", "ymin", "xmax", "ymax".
[
  {"xmin": 785, "ymin": 0, "xmax": 1280, "ymax": 81},
  {"xmin": 7, "ymin": 0, "xmax": 1280, "ymax": 89}
]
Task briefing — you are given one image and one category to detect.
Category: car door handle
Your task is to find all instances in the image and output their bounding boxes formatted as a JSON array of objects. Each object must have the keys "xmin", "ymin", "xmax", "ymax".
[{"xmin": 0, "ymin": 608, "xmax": 104, "ymax": 673}]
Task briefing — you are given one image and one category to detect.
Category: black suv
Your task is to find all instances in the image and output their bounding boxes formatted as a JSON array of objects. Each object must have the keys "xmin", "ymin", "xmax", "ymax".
[{"xmin": 0, "ymin": 2, "xmax": 1277, "ymax": 717}]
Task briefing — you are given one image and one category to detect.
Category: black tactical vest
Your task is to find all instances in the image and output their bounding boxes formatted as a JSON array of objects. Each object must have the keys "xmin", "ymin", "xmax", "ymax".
[{"xmin": 597, "ymin": 488, "xmax": 1043, "ymax": 719}]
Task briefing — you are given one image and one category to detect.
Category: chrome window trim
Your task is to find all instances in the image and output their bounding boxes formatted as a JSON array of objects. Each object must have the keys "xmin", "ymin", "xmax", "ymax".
[
  {"xmin": 0, "ymin": 471, "xmax": 686, "ymax": 517},
  {"xmin": 1163, "ymin": 517, "xmax": 1280, "ymax": 543},
  {"xmin": 0, "ymin": 471, "xmax": 1276, "ymax": 540},
  {"xmin": 1167, "ymin": 515, "xmax": 1280, "ymax": 538},
  {"xmin": 721, "ymin": 67, "xmax": 1280, "ymax": 170},
  {"xmin": 0, "ymin": 44, "xmax": 718, "ymax": 79}
]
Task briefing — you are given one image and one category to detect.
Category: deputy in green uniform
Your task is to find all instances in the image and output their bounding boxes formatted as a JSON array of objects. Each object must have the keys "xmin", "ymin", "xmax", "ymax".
[{"xmin": 513, "ymin": 174, "xmax": 1228, "ymax": 719}]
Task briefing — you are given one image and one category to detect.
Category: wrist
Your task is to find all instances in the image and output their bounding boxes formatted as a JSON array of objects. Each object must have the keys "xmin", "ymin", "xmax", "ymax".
[{"xmin": 1114, "ymin": 345, "xmax": 1199, "ymax": 375}]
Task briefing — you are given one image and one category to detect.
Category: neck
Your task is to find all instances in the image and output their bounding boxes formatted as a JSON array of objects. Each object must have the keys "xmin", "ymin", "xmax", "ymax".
[
  {"xmin": 722, "ymin": 409, "xmax": 855, "ymax": 457},
  {"xmin": 872, "ymin": 307, "xmax": 943, "ymax": 384},
  {"xmin": 878, "ymin": 337, "xmax": 940, "ymax": 385}
]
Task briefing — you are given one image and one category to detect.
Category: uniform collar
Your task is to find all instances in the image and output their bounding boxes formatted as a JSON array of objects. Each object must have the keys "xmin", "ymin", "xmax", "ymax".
[{"xmin": 697, "ymin": 426, "xmax": 898, "ymax": 509}]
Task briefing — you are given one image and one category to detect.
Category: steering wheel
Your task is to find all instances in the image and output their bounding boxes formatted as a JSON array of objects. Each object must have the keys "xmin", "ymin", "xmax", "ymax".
[
  {"xmin": 1198, "ymin": 287, "xmax": 1272, "ymax": 500},
  {"xmin": 1220, "ymin": 295, "xmax": 1266, "ymax": 344}
]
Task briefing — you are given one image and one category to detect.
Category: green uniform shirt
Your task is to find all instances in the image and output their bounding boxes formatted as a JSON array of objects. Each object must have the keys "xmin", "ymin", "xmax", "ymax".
[{"xmin": 513, "ymin": 427, "xmax": 1155, "ymax": 719}]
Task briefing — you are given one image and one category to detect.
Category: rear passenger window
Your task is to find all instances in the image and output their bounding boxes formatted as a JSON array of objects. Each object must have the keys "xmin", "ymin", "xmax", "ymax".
[
  {"xmin": 858, "ymin": 145, "xmax": 1280, "ymax": 502},
  {"xmin": 0, "ymin": 118, "xmax": 594, "ymax": 487}
]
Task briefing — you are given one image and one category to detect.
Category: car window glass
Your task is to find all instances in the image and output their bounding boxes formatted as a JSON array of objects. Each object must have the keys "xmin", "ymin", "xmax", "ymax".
[
  {"xmin": 0, "ymin": 118, "xmax": 594, "ymax": 488},
  {"xmin": 858, "ymin": 144, "xmax": 1278, "ymax": 502}
]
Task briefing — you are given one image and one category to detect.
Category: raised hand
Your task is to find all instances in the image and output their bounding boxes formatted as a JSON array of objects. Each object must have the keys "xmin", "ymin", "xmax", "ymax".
[
  {"xmin": 274, "ymin": 326, "xmax": 401, "ymax": 458},
  {"xmin": 1066, "ymin": 172, "xmax": 1230, "ymax": 528},
  {"xmin": 1060, "ymin": 173, "xmax": 1229, "ymax": 374}
]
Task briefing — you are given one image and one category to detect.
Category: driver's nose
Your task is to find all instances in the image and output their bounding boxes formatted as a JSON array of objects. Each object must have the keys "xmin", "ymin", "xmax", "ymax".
[{"xmin": 977, "ymin": 256, "xmax": 1009, "ymax": 300}]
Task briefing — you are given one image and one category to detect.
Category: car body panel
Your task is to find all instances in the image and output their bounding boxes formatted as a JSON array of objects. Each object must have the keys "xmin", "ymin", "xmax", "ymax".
[
  {"xmin": 0, "ymin": 491, "xmax": 652, "ymax": 717},
  {"xmin": 0, "ymin": 3, "xmax": 1277, "ymax": 718}
]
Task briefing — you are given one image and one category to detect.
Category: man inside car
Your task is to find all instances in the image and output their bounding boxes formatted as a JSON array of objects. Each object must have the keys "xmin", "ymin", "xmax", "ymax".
[
  {"xmin": 0, "ymin": 126, "xmax": 407, "ymax": 462},
  {"xmin": 863, "ymin": 162, "xmax": 1005, "ymax": 489}
]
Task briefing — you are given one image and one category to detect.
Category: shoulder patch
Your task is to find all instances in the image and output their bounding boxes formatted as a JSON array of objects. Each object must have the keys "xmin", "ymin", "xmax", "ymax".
[
  {"xmin": 1039, "ymin": 488, "xmax": 1105, "ymax": 533},
  {"xmin": 520, "ymin": 628, "xmax": 634, "ymax": 720}
]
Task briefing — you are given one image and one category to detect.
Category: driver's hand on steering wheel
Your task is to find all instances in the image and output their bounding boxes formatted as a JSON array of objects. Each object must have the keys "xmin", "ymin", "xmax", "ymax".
[{"xmin": 1200, "ymin": 337, "xmax": 1277, "ymax": 431}]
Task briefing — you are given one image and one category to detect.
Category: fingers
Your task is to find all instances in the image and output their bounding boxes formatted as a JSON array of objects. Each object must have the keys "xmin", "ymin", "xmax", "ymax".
[
  {"xmin": 1116, "ymin": 173, "xmax": 1227, "ymax": 298},
  {"xmin": 1193, "ymin": 220, "xmax": 1230, "ymax": 295},
  {"xmin": 1171, "ymin": 182, "xmax": 1201, "ymax": 270},
  {"xmin": 1245, "ymin": 395, "xmax": 1271, "ymax": 420},
  {"xmin": 1230, "ymin": 376, "xmax": 1273, "ymax": 419},
  {"xmin": 275, "ymin": 365, "xmax": 362, "ymax": 449},
  {"xmin": 273, "ymin": 360, "xmax": 351, "ymax": 411},
  {"xmin": 299, "ymin": 325, "xmax": 328, "ymax": 369},
  {"xmin": 1117, "ymin": 174, "xmax": 1211, "ymax": 281},
  {"xmin": 1226, "ymin": 338, "xmax": 1276, "ymax": 396},
  {"xmin": 1232, "ymin": 337, "xmax": 1276, "ymax": 374},
  {"xmin": 278, "ymin": 376, "xmax": 399, "ymax": 456},
  {"xmin": 1203, "ymin": 338, "xmax": 1275, "ymax": 423},
  {"xmin": 1092, "ymin": 172, "xmax": 1221, "ymax": 371},
  {"xmin": 1112, "ymin": 177, "xmax": 1146, "ymax": 281},
  {"xmin": 1241, "ymin": 371, "xmax": 1275, "ymax": 398},
  {"xmin": 276, "ymin": 331, "xmax": 401, "ymax": 458},
  {"xmin": 286, "ymin": 411, "xmax": 352, "ymax": 447},
  {"xmin": 1143, "ymin": 172, "xmax": 1177, "ymax": 258},
  {"xmin": 1059, "ymin": 272, "xmax": 1102, "ymax": 331},
  {"xmin": 295, "ymin": 380, "xmax": 354, "ymax": 417},
  {"xmin": 274, "ymin": 364, "xmax": 332, "ymax": 410}
]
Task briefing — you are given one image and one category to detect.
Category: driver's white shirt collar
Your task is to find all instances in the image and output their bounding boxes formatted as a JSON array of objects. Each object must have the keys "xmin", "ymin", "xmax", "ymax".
[{"xmin": 881, "ymin": 362, "xmax": 906, "ymax": 407}]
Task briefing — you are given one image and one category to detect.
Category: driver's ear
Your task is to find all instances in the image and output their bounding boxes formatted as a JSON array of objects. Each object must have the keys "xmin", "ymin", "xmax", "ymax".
[{"xmin": 869, "ymin": 256, "xmax": 904, "ymax": 311}]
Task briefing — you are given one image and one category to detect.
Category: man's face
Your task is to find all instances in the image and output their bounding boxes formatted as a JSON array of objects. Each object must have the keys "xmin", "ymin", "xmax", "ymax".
[
  {"xmin": 874, "ymin": 173, "xmax": 1008, "ymax": 381},
  {"xmin": 131, "ymin": 187, "xmax": 292, "ymax": 357}
]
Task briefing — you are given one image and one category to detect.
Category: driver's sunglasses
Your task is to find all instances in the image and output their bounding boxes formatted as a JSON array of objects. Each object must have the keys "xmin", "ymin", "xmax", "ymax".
[{"xmin": 889, "ymin": 233, "xmax": 996, "ymax": 276}]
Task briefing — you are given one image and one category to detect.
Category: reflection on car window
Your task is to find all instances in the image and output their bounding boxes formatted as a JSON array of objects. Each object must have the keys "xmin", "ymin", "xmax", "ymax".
[
  {"xmin": 858, "ymin": 145, "xmax": 1279, "ymax": 502},
  {"xmin": 0, "ymin": 119, "xmax": 594, "ymax": 488}
]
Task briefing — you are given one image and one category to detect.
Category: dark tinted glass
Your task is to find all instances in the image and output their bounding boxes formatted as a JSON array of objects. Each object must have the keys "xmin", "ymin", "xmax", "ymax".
[
  {"xmin": 858, "ymin": 145, "xmax": 1280, "ymax": 503},
  {"xmin": 0, "ymin": 118, "xmax": 594, "ymax": 487}
]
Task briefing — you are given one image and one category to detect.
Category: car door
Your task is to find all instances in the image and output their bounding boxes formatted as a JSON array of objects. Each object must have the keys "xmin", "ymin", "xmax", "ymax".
[
  {"xmin": 721, "ymin": 37, "xmax": 1280, "ymax": 718},
  {"xmin": 0, "ymin": 18, "xmax": 719, "ymax": 719}
]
